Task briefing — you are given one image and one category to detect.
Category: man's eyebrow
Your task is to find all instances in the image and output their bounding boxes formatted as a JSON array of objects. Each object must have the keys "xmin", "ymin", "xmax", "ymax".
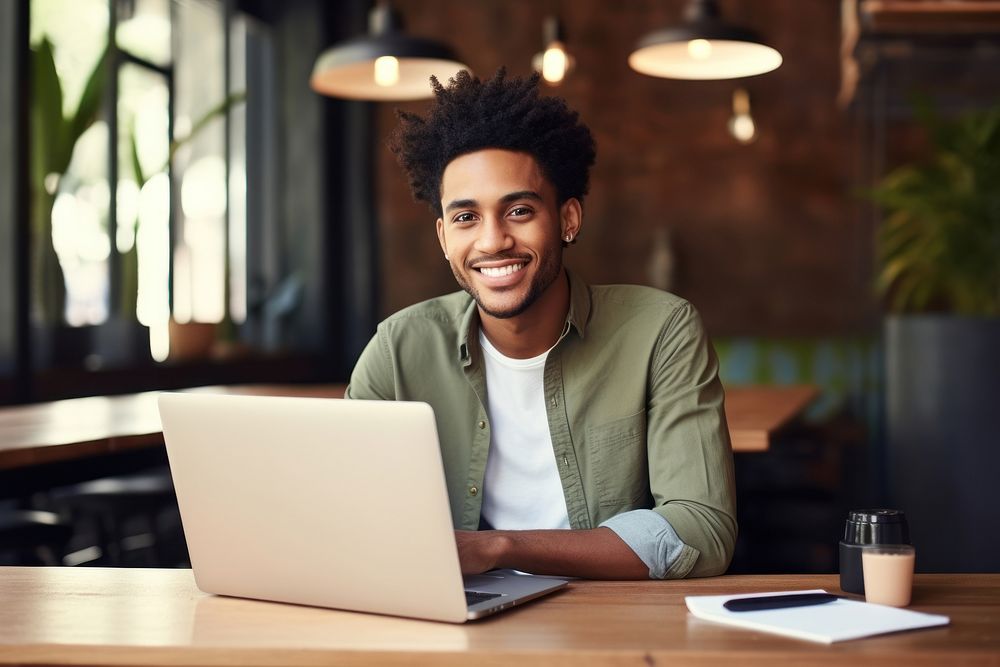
[
  {"xmin": 443, "ymin": 191, "xmax": 543, "ymax": 214},
  {"xmin": 444, "ymin": 198, "xmax": 477, "ymax": 213},
  {"xmin": 500, "ymin": 190, "xmax": 543, "ymax": 205}
]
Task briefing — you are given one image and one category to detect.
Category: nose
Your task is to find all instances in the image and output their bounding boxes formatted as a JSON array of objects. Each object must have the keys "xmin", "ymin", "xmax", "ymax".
[{"xmin": 473, "ymin": 215, "xmax": 514, "ymax": 255}]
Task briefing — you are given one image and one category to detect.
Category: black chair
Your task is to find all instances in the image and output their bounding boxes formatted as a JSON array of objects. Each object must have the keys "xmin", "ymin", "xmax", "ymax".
[
  {"xmin": 51, "ymin": 467, "xmax": 186, "ymax": 566},
  {"xmin": 0, "ymin": 509, "xmax": 73, "ymax": 565}
]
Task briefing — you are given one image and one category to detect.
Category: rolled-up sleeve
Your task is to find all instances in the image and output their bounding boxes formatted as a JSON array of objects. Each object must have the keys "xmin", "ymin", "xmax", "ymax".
[{"xmin": 600, "ymin": 509, "xmax": 700, "ymax": 579}]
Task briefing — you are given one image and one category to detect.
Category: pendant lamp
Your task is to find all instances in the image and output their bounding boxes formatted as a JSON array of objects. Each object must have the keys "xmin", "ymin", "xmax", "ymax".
[
  {"xmin": 531, "ymin": 16, "xmax": 574, "ymax": 86},
  {"xmin": 310, "ymin": 2, "xmax": 469, "ymax": 101},
  {"xmin": 629, "ymin": 0, "xmax": 782, "ymax": 80}
]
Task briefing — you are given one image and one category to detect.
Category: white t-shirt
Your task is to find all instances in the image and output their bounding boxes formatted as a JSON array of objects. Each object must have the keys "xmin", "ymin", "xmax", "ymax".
[{"xmin": 479, "ymin": 330, "xmax": 571, "ymax": 530}]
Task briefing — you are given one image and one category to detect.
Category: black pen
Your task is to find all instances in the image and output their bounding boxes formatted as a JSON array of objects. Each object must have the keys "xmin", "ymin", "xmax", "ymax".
[{"xmin": 723, "ymin": 592, "xmax": 841, "ymax": 612}]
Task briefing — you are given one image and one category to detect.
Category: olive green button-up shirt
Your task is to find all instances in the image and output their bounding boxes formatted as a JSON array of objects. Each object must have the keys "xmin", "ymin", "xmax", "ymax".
[{"xmin": 345, "ymin": 269, "xmax": 737, "ymax": 578}]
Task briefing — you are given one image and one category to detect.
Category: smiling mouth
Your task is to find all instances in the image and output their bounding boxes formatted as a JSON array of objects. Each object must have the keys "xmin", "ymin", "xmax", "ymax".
[{"xmin": 477, "ymin": 263, "xmax": 525, "ymax": 278}]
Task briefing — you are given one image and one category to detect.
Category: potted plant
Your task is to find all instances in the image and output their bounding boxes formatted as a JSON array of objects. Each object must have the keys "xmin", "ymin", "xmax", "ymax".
[
  {"xmin": 31, "ymin": 32, "xmax": 246, "ymax": 366},
  {"xmin": 868, "ymin": 101, "xmax": 1000, "ymax": 573},
  {"xmin": 29, "ymin": 38, "xmax": 109, "ymax": 366}
]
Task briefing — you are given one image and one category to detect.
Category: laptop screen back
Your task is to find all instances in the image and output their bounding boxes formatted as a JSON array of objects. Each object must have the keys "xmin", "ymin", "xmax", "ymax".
[{"xmin": 158, "ymin": 393, "xmax": 469, "ymax": 622}]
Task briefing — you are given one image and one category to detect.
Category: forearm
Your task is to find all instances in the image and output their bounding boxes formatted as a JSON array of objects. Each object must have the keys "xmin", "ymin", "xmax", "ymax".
[{"xmin": 456, "ymin": 527, "xmax": 649, "ymax": 579}]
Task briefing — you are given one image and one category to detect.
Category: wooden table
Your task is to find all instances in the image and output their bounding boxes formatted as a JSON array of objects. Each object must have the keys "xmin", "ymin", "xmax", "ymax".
[
  {"xmin": 0, "ymin": 383, "xmax": 818, "ymax": 470},
  {"xmin": 0, "ymin": 568, "xmax": 996, "ymax": 666},
  {"xmin": 725, "ymin": 384, "xmax": 820, "ymax": 452},
  {"xmin": 0, "ymin": 385, "xmax": 347, "ymax": 471}
]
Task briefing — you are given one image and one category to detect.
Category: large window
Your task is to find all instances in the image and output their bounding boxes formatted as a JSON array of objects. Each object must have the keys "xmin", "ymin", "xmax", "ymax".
[
  {"xmin": 29, "ymin": 0, "xmax": 256, "ymax": 365},
  {"xmin": 9, "ymin": 0, "xmax": 364, "ymax": 402}
]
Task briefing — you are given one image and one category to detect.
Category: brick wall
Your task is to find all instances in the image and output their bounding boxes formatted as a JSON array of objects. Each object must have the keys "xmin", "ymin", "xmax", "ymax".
[{"xmin": 373, "ymin": 0, "xmax": 871, "ymax": 337}]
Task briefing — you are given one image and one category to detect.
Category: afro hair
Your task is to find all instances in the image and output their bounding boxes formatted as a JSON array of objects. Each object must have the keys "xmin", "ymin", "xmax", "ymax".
[{"xmin": 389, "ymin": 67, "xmax": 596, "ymax": 217}]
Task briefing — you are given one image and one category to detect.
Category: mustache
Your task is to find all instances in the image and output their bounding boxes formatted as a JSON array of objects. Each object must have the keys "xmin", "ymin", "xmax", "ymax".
[{"xmin": 468, "ymin": 253, "xmax": 531, "ymax": 269}]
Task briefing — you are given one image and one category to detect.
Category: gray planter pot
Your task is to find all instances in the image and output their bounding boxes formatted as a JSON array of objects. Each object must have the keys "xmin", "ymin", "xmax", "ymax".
[{"xmin": 885, "ymin": 315, "xmax": 1000, "ymax": 572}]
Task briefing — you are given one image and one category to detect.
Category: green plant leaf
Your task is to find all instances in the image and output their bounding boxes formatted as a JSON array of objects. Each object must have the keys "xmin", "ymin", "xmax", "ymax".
[
  {"xmin": 876, "ymin": 258, "xmax": 911, "ymax": 294},
  {"xmin": 120, "ymin": 244, "xmax": 138, "ymax": 319},
  {"xmin": 167, "ymin": 90, "xmax": 247, "ymax": 164},
  {"xmin": 909, "ymin": 275, "xmax": 939, "ymax": 312},
  {"xmin": 867, "ymin": 99, "xmax": 1000, "ymax": 315},
  {"xmin": 30, "ymin": 37, "xmax": 67, "ymax": 182},
  {"xmin": 67, "ymin": 43, "xmax": 110, "ymax": 149},
  {"xmin": 890, "ymin": 272, "xmax": 924, "ymax": 313},
  {"xmin": 129, "ymin": 116, "xmax": 146, "ymax": 187}
]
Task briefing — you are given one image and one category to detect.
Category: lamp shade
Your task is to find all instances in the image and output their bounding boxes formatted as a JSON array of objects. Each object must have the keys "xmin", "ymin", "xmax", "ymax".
[
  {"xmin": 629, "ymin": 0, "xmax": 782, "ymax": 80},
  {"xmin": 310, "ymin": 4, "xmax": 469, "ymax": 101}
]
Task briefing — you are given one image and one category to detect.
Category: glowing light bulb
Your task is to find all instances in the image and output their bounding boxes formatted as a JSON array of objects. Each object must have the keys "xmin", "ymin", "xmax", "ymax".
[
  {"xmin": 374, "ymin": 56, "xmax": 399, "ymax": 87},
  {"xmin": 687, "ymin": 39, "xmax": 712, "ymax": 60},
  {"xmin": 728, "ymin": 88, "xmax": 758, "ymax": 144},
  {"xmin": 542, "ymin": 43, "xmax": 568, "ymax": 84},
  {"xmin": 728, "ymin": 114, "xmax": 757, "ymax": 143}
]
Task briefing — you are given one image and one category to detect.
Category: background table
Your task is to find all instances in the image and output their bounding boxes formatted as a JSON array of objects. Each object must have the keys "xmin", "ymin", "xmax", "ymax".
[
  {"xmin": 0, "ymin": 383, "xmax": 818, "ymax": 471},
  {"xmin": 0, "ymin": 568, "xmax": 996, "ymax": 666},
  {"xmin": 724, "ymin": 384, "xmax": 820, "ymax": 452}
]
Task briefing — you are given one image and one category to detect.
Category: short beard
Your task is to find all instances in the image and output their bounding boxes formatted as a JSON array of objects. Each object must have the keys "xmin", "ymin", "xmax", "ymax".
[{"xmin": 452, "ymin": 251, "xmax": 563, "ymax": 319}]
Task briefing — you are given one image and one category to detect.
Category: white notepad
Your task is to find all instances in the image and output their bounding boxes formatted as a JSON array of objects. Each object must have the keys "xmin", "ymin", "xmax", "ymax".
[{"xmin": 685, "ymin": 589, "xmax": 950, "ymax": 644}]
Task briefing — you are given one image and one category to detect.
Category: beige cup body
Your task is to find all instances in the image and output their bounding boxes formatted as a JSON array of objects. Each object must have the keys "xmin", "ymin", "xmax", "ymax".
[{"xmin": 862, "ymin": 547, "xmax": 915, "ymax": 607}]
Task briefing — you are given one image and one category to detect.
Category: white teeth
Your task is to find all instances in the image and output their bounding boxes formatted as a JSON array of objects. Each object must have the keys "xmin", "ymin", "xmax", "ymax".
[{"xmin": 479, "ymin": 263, "xmax": 524, "ymax": 278}]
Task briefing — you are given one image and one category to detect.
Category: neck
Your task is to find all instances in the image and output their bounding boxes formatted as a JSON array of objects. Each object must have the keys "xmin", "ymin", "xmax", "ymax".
[{"xmin": 478, "ymin": 270, "xmax": 570, "ymax": 359}]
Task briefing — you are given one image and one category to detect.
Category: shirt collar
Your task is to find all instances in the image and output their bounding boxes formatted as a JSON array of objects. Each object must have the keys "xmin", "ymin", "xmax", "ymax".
[
  {"xmin": 458, "ymin": 296, "xmax": 480, "ymax": 367},
  {"xmin": 457, "ymin": 267, "xmax": 592, "ymax": 366},
  {"xmin": 564, "ymin": 267, "xmax": 592, "ymax": 340}
]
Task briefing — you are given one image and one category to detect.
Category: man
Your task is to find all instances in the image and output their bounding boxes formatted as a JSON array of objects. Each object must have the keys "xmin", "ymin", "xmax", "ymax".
[{"xmin": 346, "ymin": 69, "xmax": 736, "ymax": 580}]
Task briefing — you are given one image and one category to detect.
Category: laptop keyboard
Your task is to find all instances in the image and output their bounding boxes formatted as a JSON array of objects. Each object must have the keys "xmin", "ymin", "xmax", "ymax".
[{"xmin": 465, "ymin": 590, "xmax": 503, "ymax": 606}]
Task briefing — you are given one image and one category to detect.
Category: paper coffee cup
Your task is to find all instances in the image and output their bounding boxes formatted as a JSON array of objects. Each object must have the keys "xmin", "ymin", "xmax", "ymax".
[{"xmin": 862, "ymin": 544, "xmax": 915, "ymax": 607}]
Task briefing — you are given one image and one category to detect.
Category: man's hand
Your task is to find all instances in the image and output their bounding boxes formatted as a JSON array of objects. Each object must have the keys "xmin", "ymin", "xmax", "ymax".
[
  {"xmin": 454, "ymin": 530, "xmax": 510, "ymax": 574},
  {"xmin": 453, "ymin": 527, "xmax": 650, "ymax": 579}
]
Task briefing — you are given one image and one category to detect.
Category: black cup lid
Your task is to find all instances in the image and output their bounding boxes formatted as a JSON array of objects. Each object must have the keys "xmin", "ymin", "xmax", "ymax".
[{"xmin": 849, "ymin": 509, "xmax": 907, "ymax": 524}]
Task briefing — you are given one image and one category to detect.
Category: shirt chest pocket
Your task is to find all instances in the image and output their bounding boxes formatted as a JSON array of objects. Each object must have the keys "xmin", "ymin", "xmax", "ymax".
[{"xmin": 587, "ymin": 410, "xmax": 649, "ymax": 510}]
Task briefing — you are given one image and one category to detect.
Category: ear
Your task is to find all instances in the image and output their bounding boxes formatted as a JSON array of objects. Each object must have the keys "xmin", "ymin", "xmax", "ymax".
[
  {"xmin": 436, "ymin": 217, "xmax": 449, "ymax": 260},
  {"xmin": 560, "ymin": 198, "xmax": 583, "ymax": 242}
]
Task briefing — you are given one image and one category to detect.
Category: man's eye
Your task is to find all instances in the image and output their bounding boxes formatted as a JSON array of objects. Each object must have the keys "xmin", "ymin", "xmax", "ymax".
[
  {"xmin": 454, "ymin": 213, "xmax": 476, "ymax": 223},
  {"xmin": 509, "ymin": 206, "xmax": 532, "ymax": 217}
]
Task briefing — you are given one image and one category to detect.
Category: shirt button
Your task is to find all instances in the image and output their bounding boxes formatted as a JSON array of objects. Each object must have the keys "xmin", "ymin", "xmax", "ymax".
[
  {"xmin": 469, "ymin": 486, "xmax": 478, "ymax": 496},
  {"xmin": 478, "ymin": 420, "xmax": 486, "ymax": 429}
]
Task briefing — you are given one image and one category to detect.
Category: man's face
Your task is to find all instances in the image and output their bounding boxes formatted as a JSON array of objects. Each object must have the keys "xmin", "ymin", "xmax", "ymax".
[{"xmin": 436, "ymin": 149, "xmax": 579, "ymax": 320}]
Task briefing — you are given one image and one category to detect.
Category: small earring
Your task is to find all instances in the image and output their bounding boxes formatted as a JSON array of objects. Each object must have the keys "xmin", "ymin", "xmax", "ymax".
[{"xmin": 565, "ymin": 235, "xmax": 572, "ymax": 242}]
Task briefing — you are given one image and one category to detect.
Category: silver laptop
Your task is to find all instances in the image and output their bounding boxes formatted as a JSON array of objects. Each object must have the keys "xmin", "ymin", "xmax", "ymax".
[{"xmin": 157, "ymin": 392, "xmax": 566, "ymax": 622}]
